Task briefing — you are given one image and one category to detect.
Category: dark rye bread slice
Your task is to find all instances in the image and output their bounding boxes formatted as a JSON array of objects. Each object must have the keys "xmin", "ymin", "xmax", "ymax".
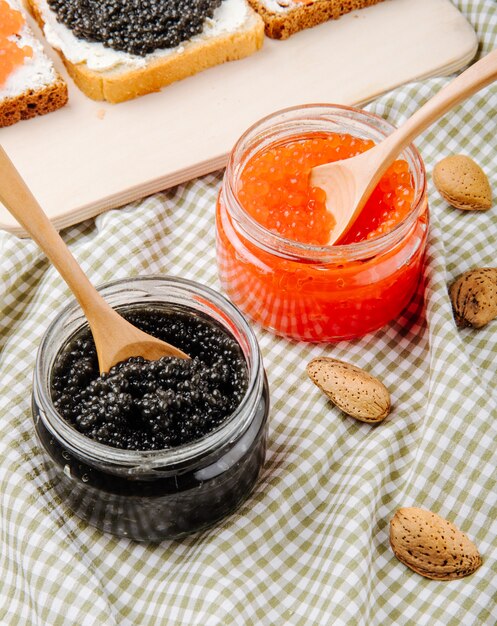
[
  {"xmin": 0, "ymin": 0, "xmax": 68, "ymax": 128},
  {"xmin": 0, "ymin": 78, "xmax": 67, "ymax": 127},
  {"xmin": 248, "ymin": 0, "xmax": 385, "ymax": 39}
]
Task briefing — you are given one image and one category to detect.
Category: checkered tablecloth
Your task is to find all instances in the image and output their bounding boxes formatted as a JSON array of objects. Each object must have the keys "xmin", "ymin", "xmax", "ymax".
[{"xmin": 1, "ymin": 1, "xmax": 497, "ymax": 624}]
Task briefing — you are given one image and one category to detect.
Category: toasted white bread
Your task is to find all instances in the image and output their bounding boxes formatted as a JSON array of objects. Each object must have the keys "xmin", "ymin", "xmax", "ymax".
[
  {"xmin": 247, "ymin": 0, "xmax": 385, "ymax": 39},
  {"xmin": 26, "ymin": 0, "xmax": 265, "ymax": 103},
  {"xmin": 0, "ymin": 0, "xmax": 67, "ymax": 127}
]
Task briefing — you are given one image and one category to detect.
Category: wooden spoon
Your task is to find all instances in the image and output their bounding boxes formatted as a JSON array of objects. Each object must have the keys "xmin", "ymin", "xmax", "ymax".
[
  {"xmin": 0, "ymin": 146, "xmax": 188, "ymax": 373},
  {"xmin": 310, "ymin": 48, "xmax": 497, "ymax": 244}
]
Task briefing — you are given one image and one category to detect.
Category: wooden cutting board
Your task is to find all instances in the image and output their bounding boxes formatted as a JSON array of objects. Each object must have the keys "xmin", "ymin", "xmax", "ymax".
[{"xmin": 0, "ymin": 0, "xmax": 477, "ymax": 236}]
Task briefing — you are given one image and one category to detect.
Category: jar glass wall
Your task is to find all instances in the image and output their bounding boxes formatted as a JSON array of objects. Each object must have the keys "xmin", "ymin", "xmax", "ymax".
[
  {"xmin": 32, "ymin": 277, "xmax": 269, "ymax": 541},
  {"xmin": 216, "ymin": 104, "xmax": 429, "ymax": 341}
]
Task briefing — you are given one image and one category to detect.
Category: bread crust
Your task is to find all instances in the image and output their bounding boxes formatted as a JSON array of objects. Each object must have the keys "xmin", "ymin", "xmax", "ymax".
[
  {"xmin": 27, "ymin": 0, "xmax": 265, "ymax": 103},
  {"xmin": 0, "ymin": 77, "xmax": 68, "ymax": 127},
  {"xmin": 247, "ymin": 0, "xmax": 385, "ymax": 39}
]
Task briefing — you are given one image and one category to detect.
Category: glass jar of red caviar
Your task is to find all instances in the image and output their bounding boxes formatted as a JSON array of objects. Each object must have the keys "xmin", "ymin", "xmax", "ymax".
[{"xmin": 216, "ymin": 104, "xmax": 429, "ymax": 341}]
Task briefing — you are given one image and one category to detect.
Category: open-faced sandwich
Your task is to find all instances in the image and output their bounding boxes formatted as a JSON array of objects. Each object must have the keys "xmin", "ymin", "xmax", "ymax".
[
  {"xmin": 26, "ymin": 0, "xmax": 265, "ymax": 103},
  {"xmin": 248, "ymin": 0, "xmax": 385, "ymax": 39},
  {"xmin": 0, "ymin": 0, "xmax": 67, "ymax": 127}
]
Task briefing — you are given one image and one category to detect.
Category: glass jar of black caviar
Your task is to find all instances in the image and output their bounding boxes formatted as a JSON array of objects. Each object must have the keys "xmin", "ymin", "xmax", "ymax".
[{"xmin": 32, "ymin": 277, "xmax": 269, "ymax": 541}]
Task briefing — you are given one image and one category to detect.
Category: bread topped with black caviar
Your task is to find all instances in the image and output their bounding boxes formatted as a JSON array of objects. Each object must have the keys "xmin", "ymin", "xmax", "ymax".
[
  {"xmin": 26, "ymin": 0, "xmax": 264, "ymax": 103},
  {"xmin": 247, "ymin": 0, "xmax": 385, "ymax": 39}
]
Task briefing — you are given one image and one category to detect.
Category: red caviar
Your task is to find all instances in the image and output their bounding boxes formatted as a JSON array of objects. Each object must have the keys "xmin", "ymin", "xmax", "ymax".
[
  {"xmin": 0, "ymin": 0, "xmax": 33, "ymax": 88},
  {"xmin": 238, "ymin": 132, "xmax": 415, "ymax": 245},
  {"xmin": 216, "ymin": 106, "xmax": 429, "ymax": 341}
]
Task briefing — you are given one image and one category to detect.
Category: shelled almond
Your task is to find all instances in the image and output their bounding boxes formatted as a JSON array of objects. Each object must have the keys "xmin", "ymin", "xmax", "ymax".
[
  {"xmin": 449, "ymin": 267, "xmax": 497, "ymax": 329},
  {"xmin": 390, "ymin": 507, "xmax": 482, "ymax": 580},
  {"xmin": 306, "ymin": 357, "xmax": 390, "ymax": 423},
  {"xmin": 433, "ymin": 155, "xmax": 492, "ymax": 211}
]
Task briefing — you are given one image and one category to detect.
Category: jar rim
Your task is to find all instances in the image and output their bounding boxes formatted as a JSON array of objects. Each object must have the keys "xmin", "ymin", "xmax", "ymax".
[
  {"xmin": 223, "ymin": 103, "xmax": 427, "ymax": 262},
  {"xmin": 33, "ymin": 276, "xmax": 264, "ymax": 470}
]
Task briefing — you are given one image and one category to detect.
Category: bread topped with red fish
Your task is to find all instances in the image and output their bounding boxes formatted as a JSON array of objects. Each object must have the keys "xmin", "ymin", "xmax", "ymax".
[
  {"xmin": 25, "ymin": 0, "xmax": 265, "ymax": 103},
  {"xmin": 0, "ymin": 0, "xmax": 67, "ymax": 127},
  {"xmin": 247, "ymin": 0, "xmax": 385, "ymax": 39}
]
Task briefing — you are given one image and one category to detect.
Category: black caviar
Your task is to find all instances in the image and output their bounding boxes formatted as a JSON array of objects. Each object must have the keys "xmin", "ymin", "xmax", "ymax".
[
  {"xmin": 47, "ymin": 0, "xmax": 223, "ymax": 56},
  {"xmin": 51, "ymin": 305, "xmax": 248, "ymax": 451}
]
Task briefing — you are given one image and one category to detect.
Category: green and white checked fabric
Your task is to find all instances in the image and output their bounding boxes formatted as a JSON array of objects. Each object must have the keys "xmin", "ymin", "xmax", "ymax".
[{"xmin": 1, "ymin": 1, "xmax": 497, "ymax": 623}]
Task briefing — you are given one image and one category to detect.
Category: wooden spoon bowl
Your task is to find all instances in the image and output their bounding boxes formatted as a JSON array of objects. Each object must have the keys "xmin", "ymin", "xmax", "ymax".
[
  {"xmin": 311, "ymin": 48, "xmax": 497, "ymax": 244},
  {"xmin": 0, "ymin": 146, "xmax": 188, "ymax": 373}
]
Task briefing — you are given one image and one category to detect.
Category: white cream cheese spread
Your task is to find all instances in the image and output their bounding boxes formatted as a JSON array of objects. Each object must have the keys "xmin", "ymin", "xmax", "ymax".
[{"xmin": 256, "ymin": 0, "xmax": 295, "ymax": 14}]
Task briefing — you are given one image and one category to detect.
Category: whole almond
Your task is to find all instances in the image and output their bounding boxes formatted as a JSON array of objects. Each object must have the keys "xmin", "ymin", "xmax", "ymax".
[
  {"xmin": 306, "ymin": 357, "xmax": 390, "ymax": 423},
  {"xmin": 433, "ymin": 155, "xmax": 492, "ymax": 211},
  {"xmin": 390, "ymin": 507, "xmax": 481, "ymax": 580},
  {"xmin": 449, "ymin": 267, "xmax": 497, "ymax": 329}
]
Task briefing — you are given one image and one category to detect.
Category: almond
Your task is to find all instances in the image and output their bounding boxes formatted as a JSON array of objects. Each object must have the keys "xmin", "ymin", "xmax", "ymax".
[
  {"xmin": 306, "ymin": 357, "xmax": 390, "ymax": 423},
  {"xmin": 433, "ymin": 155, "xmax": 492, "ymax": 211},
  {"xmin": 390, "ymin": 507, "xmax": 482, "ymax": 580},
  {"xmin": 449, "ymin": 267, "xmax": 497, "ymax": 329}
]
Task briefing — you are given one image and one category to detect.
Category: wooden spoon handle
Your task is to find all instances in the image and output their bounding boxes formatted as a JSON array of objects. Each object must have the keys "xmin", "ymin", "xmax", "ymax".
[
  {"xmin": 0, "ymin": 145, "xmax": 109, "ymax": 320},
  {"xmin": 379, "ymin": 48, "xmax": 497, "ymax": 162}
]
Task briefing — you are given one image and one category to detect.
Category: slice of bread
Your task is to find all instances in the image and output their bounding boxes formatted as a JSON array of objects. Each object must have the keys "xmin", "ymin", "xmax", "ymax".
[
  {"xmin": 247, "ymin": 0, "xmax": 385, "ymax": 39},
  {"xmin": 0, "ymin": 0, "xmax": 67, "ymax": 127},
  {"xmin": 27, "ymin": 0, "xmax": 265, "ymax": 104}
]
